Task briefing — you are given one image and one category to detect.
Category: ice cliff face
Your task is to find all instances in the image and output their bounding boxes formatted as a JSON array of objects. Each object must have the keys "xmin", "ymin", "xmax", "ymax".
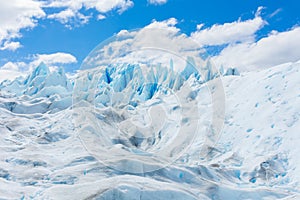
[{"xmin": 0, "ymin": 60, "xmax": 299, "ymax": 199}]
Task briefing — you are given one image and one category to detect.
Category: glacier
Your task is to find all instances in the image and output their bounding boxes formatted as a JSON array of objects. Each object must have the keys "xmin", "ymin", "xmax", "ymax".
[{"xmin": 0, "ymin": 56, "xmax": 299, "ymax": 199}]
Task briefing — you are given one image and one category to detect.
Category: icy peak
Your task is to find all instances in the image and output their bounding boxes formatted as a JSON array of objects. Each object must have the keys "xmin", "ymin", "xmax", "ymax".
[
  {"xmin": 0, "ymin": 63, "xmax": 73, "ymax": 114},
  {"xmin": 33, "ymin": 62, "xmax": 50, "ymax": 77},
  {"xmin": 1, "ymin": 63, "xmax": 73, "ymax": 97}
]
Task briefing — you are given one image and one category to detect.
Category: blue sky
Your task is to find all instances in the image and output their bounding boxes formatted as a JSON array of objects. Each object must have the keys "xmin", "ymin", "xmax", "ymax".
[{"xmin": 0, "ymin": 0, "xmax": 299, "ymax": 80}]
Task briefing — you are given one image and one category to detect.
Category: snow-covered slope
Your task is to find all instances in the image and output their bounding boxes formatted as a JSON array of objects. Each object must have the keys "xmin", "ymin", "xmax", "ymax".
[{"xmin": 0, "ymin": 60, "xmax": 299, "ymax": 199}]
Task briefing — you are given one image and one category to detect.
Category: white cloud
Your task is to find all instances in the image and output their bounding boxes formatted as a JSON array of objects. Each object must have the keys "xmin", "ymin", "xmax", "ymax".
[
  {"xmin": 97, "ymin": 14, "xmax": 106, "ymax": 20},
  {"xmin": 84, "ymin": 0, "xmax": 134, "ymax": 14},
  {"xmin": 47, "ymin": 9, "xmax": 90, "ymax": 26},
  {"xmin": 0, "ymin": 61, "xmax": 26, "ymax": 71},
  {"xmin": 89, "ymin": 14, "xmax": 300, "ymax": 72},
  {"xmin": 0, "ymin": 70, "xmax": 24, "ymax": 82},
  {"xmin": 31, "ymin": 52, "xmax": 77, "ymax": 67},
  {"xmin": 48, "ymin": 9, "xmax": 76, "ymax": 24},
  {"xmin": 0, "ymin": 41, "xmax": 21, "ymax": 51},
  {"xmin": 188, "ymin": 7, "xmax": 300, "ymax": 71},
  {"xmin": 46, "ymin": 0, "xmax": 133, "ymax": 25},
  {"xmin": 191, "ymin": 8, "xmax": 265, "ymax": 46},
  {"xmin": 196, "ymin": 24, "xmax": 204, "ymax": 31},
  {"xmin": 148, "ymin": 0, "xmax": 168, "ymax": 5},
  {"xmin": 83, "ymin": 18, "xmax": 204, "ymax": 72},
  {"xmin": 213, "ymin": 27, "xmax": 300, "ymax": 71},
  {"xmin": 0, "ymin": 0, "xmax": 45, "ymax": 51},
  {"xmin": 0, "ymin": 62, "xmax": 27, "ymax": 82},
  {"xmin": 147, "ymin": 18, "xmax": 178, "ymax": 29},
  {"xmin": 46, "ymin": 0, "xmax": 134, "ymax": 14}
]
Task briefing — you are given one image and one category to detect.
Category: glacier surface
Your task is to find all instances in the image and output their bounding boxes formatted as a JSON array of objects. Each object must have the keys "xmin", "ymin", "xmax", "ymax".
[{"xmin": 0, "ymin": 58, "xmax": 299, "ymax": 199}]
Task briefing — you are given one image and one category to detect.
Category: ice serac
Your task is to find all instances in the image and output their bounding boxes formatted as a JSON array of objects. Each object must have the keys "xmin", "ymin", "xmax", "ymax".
[
  {"xmin": 0, "ymin": 63, "xmax": 73, "ymax": 114},
  {"xmin": 79, "ymin": 58, "xmax": 221, "ymax": 109}
]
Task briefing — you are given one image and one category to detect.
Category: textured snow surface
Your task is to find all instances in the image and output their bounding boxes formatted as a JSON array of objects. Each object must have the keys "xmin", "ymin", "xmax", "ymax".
[{"xmin": 0, "ymin": 61, "xmax": 299, "ymax": 199}]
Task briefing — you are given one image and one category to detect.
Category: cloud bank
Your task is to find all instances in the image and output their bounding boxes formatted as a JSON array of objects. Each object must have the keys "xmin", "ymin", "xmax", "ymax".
[{"xmin": 0, "ymin": 3, "xmax": 299, "ymax": 74}]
